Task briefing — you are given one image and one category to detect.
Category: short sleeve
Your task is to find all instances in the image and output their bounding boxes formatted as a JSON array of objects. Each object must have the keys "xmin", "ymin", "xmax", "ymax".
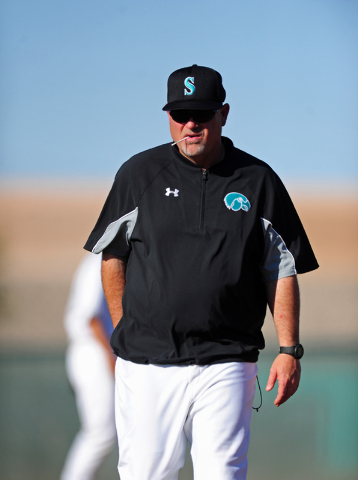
[
  {"xmin": 259, "ymin": 170, "xmax": 319, "ymax": 282},
  {"xmin": 84, "ymin": 165, "xmax": 138, "ymax": 258}
]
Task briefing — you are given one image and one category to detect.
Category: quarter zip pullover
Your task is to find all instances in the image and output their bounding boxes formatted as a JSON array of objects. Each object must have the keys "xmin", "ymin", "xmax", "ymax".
[{"xmin": 84, "ymin": 137, "xmax": 318, "ymax": 366}]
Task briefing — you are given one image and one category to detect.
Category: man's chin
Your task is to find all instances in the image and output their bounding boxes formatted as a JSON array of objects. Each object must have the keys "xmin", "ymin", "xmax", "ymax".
[{"xmin": 180, "ymin": 144, "xmax": 205, "ymax": 158}]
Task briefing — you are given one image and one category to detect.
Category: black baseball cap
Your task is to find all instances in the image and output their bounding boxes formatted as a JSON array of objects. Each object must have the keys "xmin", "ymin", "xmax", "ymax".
[{"xmin": 162, "ymin": 65, "xmax": 226, "ymax": 111}]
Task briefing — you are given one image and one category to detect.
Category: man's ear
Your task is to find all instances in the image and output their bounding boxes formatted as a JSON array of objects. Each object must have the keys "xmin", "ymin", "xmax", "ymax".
[{"xmin": 221, "ymin": 104, "xmax": 230, "ymax": 126}]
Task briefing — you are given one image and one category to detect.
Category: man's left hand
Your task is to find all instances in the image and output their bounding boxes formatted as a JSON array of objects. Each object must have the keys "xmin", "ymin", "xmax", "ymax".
[{"xmin": 265, "ymin": 354, "xmax": 301, "ymax": 407}]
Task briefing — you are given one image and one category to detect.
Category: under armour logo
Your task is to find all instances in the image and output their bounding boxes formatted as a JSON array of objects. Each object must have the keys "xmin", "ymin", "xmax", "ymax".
[{"xmin": 165, "ymin": 188, "xmax": 179, "ymax": 197}]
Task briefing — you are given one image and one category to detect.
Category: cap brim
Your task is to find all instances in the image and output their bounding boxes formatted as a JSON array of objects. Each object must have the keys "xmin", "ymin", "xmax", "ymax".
[{"xmin": 162, "ymin": 100, "xmax": 223, "ymax": 111}]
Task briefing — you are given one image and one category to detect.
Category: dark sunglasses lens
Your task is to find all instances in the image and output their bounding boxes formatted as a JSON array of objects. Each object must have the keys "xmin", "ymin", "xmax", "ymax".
[
  {"xmin": 195, "ymin": 111, "xmax": 216, "ymax": 122},
  {"xmin": 170, "ymin": 110, "xmax": 216, "ymax": 123},
  {"xmin": 170, "ymin": 111, "xmax": 190, "ymax": 123}
]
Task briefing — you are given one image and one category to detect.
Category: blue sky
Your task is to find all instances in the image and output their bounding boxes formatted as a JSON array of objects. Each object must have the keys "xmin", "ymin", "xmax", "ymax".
[{"xmin": 1, "ymin": 0, "xmax": 357, "ymax": 184}]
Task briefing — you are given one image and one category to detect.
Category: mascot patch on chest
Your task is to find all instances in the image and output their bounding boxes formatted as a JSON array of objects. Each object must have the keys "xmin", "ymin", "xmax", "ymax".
[{"xmin": 224, "ymin": 192, "xmax": 251, "ymax": 212}]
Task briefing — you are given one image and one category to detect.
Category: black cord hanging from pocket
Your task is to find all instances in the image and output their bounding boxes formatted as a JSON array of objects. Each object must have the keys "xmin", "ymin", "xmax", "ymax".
[{"xmin": 252, "ymin": 375, "xmax": 262, "ymax": 412}]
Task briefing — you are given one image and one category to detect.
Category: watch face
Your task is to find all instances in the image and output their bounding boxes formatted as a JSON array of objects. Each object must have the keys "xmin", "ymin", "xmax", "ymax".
[{"xmin": 295, "ymin": 344, "xmax": 304, "ymax": 359}]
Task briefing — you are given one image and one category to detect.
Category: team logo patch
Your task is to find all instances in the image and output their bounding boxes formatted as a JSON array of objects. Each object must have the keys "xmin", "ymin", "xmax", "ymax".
[
  {"xmin": 224, "ymin": 192, "xmax": 251, "ymax": 212},
  {"xmin": 184, "ymin": 77, "xmax": 195, "ymax": 96},
  {"xmin": 165, "ymin": 188, "xmax": 179, "ymax": 197}
]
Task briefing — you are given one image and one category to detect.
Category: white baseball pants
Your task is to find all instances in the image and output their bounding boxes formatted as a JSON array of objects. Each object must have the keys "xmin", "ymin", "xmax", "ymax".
[
  {"xmin": 115, "ymin": 358, "xmax": 257, "ymax": 480},
  {"xmin": 61, "ymin": 339, "xmax": 117, "ymax": 480}
]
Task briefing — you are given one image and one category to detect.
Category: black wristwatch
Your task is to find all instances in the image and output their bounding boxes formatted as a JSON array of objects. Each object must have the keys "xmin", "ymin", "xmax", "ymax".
[{"xmin": 279, "ymin": 343, "xmax": 304, "ymax": 359}]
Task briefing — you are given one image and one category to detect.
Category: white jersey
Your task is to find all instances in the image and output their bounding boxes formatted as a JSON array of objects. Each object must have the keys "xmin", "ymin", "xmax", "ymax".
[{"xmin": 64, "ymin": 253, "xmax": 103, "ymax": 343}]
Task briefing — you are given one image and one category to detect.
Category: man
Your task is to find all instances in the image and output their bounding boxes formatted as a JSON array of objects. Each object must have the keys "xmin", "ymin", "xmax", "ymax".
[
  {"xmin": 84, "ymin": 65, "xmax": 318, "ymax": 480},
  {"xmin": 61, "ymin": 253, "xmax": 116, "ymax": 480}
]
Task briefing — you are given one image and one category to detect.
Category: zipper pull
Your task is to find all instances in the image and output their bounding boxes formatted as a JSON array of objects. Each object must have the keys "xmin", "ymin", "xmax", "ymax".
[{"xmin": 202, "ymin": 169, "xmax": 207, "ymax": 180}]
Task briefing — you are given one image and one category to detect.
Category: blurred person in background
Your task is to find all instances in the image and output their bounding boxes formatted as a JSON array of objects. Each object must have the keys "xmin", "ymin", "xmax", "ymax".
[{"xmin": 61, "ymin": 253, "xmax": 116, "ymax": 480}]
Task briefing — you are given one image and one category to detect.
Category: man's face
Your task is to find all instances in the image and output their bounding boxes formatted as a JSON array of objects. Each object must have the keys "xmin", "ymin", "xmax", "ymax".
[{"xmin": 167, "ymin": 104, "xmax": 230, "ymax": 167}]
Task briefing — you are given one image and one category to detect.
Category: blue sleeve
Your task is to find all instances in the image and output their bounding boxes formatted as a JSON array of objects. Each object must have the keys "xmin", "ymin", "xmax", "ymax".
[{"xmin": 97, "ymin": 294, "xmax": 114, "ymax": 340}]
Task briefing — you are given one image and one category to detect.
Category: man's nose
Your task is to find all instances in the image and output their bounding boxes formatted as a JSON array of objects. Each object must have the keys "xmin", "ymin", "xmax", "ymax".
[{"xmin": 186, "ymin": 117, "xmax": 199, "ymax": 128}]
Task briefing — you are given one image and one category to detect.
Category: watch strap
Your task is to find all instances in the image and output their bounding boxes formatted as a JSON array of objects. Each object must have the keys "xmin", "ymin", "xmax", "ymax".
[{"xmin": 279, "ymin": 343, "xmax": 304, "ymax": 359}]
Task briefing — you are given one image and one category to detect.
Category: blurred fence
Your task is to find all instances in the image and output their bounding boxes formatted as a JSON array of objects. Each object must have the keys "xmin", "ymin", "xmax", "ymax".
[{"xmin": 0, "ymin": 349, "xmax": 357, "ymax": 480}]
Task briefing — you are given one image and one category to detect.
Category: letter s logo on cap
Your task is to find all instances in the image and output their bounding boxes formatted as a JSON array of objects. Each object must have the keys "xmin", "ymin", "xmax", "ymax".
[{"xmin": 184, "ymin": 77, "xmax": 195, "ymax": 96}]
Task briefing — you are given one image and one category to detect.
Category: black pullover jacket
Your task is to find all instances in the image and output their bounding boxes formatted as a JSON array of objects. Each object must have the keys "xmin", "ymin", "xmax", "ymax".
[{"xmin": 84, "ymin": 137, "xmax": 318, "ymax": 365}]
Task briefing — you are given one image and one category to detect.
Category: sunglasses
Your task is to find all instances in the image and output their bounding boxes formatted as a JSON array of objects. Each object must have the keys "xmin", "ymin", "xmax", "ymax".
[{"xmin": 169, "ymin": 109, "xmax": 220, "ymax": 124}]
